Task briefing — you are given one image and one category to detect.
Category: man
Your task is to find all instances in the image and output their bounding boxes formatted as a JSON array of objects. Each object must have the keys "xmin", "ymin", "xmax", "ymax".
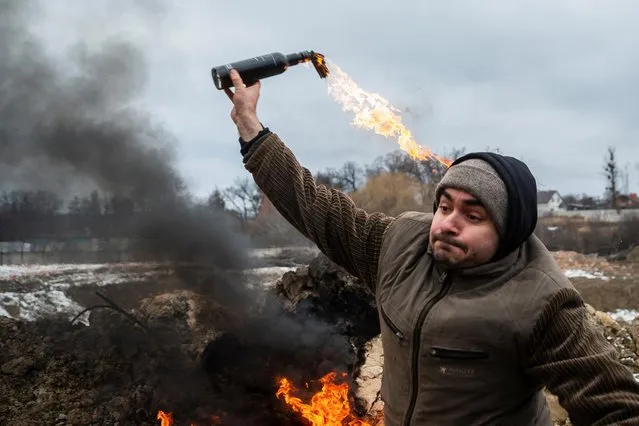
[{"xmin": 222, "ymin": 69, "xmax": 639, "ymax": 425}]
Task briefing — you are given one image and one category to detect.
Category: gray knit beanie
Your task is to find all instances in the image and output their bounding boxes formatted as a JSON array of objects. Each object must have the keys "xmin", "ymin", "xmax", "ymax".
[{"xmin": 434, "ymin": 158, "xmax": 508, "ymax": 238}]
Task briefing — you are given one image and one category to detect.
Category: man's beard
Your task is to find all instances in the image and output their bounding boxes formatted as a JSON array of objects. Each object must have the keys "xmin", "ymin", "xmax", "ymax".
[{"xmin": 431, "ymin": 232, "xmax": 468, "ymax": 268}]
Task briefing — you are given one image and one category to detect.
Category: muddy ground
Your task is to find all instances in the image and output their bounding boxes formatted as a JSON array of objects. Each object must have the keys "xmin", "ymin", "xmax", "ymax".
[
  {"xmin": 553, "ymin": 250, "xmax": 639, "ymax": 311},
  {"xmin": 0, "ymin": 247, "xmax": 638, "ymax": 426},
  {"xmin": 0, "ymin": 247, "xmax": 378, "ymax": 426}
]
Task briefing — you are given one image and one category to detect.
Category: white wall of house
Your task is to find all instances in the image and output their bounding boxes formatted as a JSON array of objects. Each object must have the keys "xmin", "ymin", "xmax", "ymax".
[{"xmin": 538, "ymin": 192, "xmax": 565, "ymax": 215}]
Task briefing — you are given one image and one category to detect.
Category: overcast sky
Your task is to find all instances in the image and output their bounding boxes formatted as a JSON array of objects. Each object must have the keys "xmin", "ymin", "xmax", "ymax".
[{"xmin": 31, "ymin": 0, "xmax": 639, "ymax": 199}]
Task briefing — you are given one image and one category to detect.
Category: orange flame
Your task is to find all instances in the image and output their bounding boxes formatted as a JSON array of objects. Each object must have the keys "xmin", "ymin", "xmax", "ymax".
[
  {"xmin": 157, "ymin": 411, "xmax": 173, "ymax": 426},
  {"xmin": 325, "ymin": 61, "xmax": 452, "ymax": 168},
  {"xmin": 157, "ymin": 410, "xmax": 202, "ymax": 426},
  {"xmin": 276, "ymin": 372, "xmax": 371, "ymax": 426}
]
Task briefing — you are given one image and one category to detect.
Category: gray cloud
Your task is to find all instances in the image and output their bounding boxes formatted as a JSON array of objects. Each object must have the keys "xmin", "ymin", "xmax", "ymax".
[{"xmin": 28, "ymin": 0, "xmax": 639, "ymax": 199}]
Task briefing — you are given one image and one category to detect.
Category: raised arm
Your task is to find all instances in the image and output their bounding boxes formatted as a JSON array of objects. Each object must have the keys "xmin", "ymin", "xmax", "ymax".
[{"xmin": 222, "ymin": 69, "xmax": 394, "ymax": 289}]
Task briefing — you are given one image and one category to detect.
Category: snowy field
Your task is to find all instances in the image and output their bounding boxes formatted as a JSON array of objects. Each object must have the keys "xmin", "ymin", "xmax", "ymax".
[
  {"xmin": 0, "ymin": 247, "xmax": 314, "ymax": 322},
  {"xmin": 1, "ymin": 247, "xmax": 637, "ymax": 323}
]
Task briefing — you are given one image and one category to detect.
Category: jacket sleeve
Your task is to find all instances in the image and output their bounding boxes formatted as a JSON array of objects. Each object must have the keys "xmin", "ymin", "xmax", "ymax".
[
  {"xmin": 526, "ymin": 288, "xmax": 639, "ymax": 426},
  {"xmin": 242, "ymin": 131, "xmax": 395, "ymax": 290}
]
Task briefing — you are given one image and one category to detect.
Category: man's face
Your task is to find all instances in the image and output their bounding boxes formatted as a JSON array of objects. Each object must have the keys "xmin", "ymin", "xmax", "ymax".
[{"xmin": 429, "ymin": 188, "xmax": 500, "ymax": 268}]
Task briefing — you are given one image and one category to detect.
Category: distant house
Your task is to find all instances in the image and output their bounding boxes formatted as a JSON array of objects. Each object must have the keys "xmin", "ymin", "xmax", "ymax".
[
  {"xmin": 616, "ymin": 193, "xmax": 639, "ymax": 209},
  {"xmin": 537, "ymin": 190, "xmax": 565, "ymax": 215}
]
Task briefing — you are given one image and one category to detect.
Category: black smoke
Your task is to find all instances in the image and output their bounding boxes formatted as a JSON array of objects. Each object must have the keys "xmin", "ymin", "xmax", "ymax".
[
  {"xmin": 0, "ymin": 0, "xmax": 248, "ymax": 266},
  {"xmin": 0, "ymin": 1, "xmax": 361, "ymax": 423}
]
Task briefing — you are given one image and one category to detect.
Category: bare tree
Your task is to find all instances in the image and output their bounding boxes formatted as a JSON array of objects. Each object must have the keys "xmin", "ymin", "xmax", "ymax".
[
  {"xmin": 104, "ymin": 195, "xmax": 134, "ymax": 216},
  {"xmin": 222, "ymin": 177, "xmax": 262, "ymax": 222},
  {"xmin": 68, "ymin": 190, "xmax": 102, "ymax": 215},
  {"xmin": 365, "ymin": 150, "xmax": 426, "ymax": 183},
  {"xmin": 0, "ymin": 190, "xmax": 62, "ymax": 216},
  {"xmin": 620, "ymin": 163, "xmax": 630, "ymax": 196},
  {"xmin": 366, "ymin": 147, "xmax": 465, "ymax": 185},
  {"xmin": 316, "ymin": 162, "xmax": 365, "ymax": 193},
  {"xmin": 207, "ymin": 188, "xmax": 226, "ymax": 211},
  {"xmin": 336, "ymin": 161, "xmax": 364, "ymax": 193},
  {"xmin": 603, "ymin": 146, "xmax": 619, "ymax": 209},
  {"xmin": 315, "ymin": 169, "xmax": 344, "ymax": 191}
]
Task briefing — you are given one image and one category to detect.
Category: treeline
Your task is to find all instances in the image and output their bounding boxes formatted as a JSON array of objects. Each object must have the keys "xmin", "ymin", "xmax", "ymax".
[
  {"xmin": 2, "ymin": 145, "xmax": 637, "ymax": 255},
  {"xmin": 0, "ymin": 189, "xmax": 217, "ymax": 241},
  {"xmin": 215, "ymin": 147, "xmax": 465, "ymax": 223},
  {"xmin": 213, "ymin": 147, "xmax": 467, "ymax": 246},
  {"xmin": 215, "ymin": 146, "xmax": 638, "ymax": 254}
]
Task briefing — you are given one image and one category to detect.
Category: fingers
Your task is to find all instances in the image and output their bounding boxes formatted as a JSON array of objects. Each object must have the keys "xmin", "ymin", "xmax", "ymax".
[
  {"xmin": 224, "ymin": 87, "xmax": 234, "ymax": 101},
  {"xmin": 229, "ymin": 69, "xmax": 246, "ymax": 89}
]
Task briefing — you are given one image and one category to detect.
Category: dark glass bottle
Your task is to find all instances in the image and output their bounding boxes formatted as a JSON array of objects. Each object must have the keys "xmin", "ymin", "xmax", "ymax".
[{"xmin": 211, "ymin": 51, "xmax": 318, "ymax": 90}]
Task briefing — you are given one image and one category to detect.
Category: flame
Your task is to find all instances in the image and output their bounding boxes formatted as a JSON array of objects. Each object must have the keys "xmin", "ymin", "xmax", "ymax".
[
  {"xmin": 157, "ymin": 410, "xmax": 202, "ymax": 426},
  {"xmin": 157, "ymin": 411, "xmax": 173, "ymax": 426},
  {"xmin": 276, "ymin": 372, "xmax": 371, "ymax": 426},
  {"xmin": 325, "ymin": 61, "xmax": 452, "ymax": 168}
]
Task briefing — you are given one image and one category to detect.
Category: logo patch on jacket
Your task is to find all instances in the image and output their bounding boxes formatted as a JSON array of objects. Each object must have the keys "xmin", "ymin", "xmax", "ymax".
[{"xmin": 439, "ymin": 366, "xmax": 475, "ymax": 378}]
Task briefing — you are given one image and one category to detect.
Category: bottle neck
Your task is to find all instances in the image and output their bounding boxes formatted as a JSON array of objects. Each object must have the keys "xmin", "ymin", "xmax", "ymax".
[{"xmin": 285, "ymin": 51, "xmax": 313, "ymax": 66}]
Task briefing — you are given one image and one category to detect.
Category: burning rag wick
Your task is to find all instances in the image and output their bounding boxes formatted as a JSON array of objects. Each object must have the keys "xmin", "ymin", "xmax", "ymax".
[{"xmin": 322, "ymin": 59, "xmax": 452, "ymax": 168}]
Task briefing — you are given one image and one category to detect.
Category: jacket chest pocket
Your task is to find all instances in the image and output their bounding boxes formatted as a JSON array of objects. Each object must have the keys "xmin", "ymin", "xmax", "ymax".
[
  {"xmin": 425, "ymin": 345, "xmax": 492, "ymax": 384},
  {"xmin": 429, "ymin": 346, "xmax": 489, "ymax": 360}
]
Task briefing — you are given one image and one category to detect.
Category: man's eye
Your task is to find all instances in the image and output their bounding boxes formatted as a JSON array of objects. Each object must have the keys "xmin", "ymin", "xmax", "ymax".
[
  {"xmin": 468, "ymin": 214, "xmax": 481, "ymax": 222},
  {"xmin": 440, "ymin": 205, "xmax": 450, "ymax": 212}
]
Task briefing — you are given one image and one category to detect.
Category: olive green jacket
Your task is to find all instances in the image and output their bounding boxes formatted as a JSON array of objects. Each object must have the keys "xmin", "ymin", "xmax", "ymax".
[{"xmin": 243, "ymin": 132, "xmax": 639, "ymax": 425}]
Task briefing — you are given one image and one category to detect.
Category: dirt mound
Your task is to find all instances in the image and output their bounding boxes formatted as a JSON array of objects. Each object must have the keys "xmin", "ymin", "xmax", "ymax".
[
  {"xmin": 0, "ymin": 305, "xmax": 217, "ymax": 425},
  {"xmin": 0, "ymin": 258, "xmax": 380, "ymax": 426},
  {"xmin": 275, "ymin": 253, "xmax": 380, "ymax": 345}
]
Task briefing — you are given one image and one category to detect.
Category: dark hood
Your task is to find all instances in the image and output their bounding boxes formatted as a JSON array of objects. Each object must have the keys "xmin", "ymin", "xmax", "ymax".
[{"xmin": 446, "ymin": 152, "xmax": 538, "ymax": 260}]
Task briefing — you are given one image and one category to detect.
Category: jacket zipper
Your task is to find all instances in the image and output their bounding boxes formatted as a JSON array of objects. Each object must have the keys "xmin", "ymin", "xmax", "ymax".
[
  {"xmin": 403, "ymin": 271, "xmax": 452, "ymax": 426},
  {"xmin": 380, "ymin": 307, "xmax": 405, "ymax": 340},
  {"xmin": 429, "ymin": 347, "xmax": 488, "ymax": 360}
]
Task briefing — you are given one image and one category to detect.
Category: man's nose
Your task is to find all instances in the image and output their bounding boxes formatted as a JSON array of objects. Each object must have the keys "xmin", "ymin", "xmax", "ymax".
[{"xmin": 439, "ymin": 212, "xmax": 461, "ymax": 235}]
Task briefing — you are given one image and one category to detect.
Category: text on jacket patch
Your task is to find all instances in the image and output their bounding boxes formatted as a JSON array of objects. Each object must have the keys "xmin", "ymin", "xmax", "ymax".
[{"xmin": 439, "ymin": 366, "xmax": 476, "ymax": 378}]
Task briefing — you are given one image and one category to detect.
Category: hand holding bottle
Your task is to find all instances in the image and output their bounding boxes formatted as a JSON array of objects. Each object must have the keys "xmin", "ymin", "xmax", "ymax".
[{"xmin": 224, "ymin": 69, "xmax": 263, "ymax": 142}]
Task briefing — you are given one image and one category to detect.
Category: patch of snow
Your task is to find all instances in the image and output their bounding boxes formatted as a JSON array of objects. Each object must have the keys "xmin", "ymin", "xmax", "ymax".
[
  {"xmin": 248, "ymin": 246, "xmax": 318, "ymax": 259},
  {"xmin": 45, "ymin": 270, "xmax": 158, "ymax": 287},
  {"xmin": 244, "ymin": 266, "xmax": 296, "ymax": 289},
  {"xmin": 0, "ymin": 263, "xmax": 154, "ymax": 280},
  {"xmin": 609, "ymin": 309, "xmax": 639, "ymax": 323},
  {"xmin": 0, "ymin": 260, "xmax": 298, "ymax": 322},
  {"xmin": 249, "ymin": 248, "xmax": 284, "ymax": 258},
  {"xmin": 0, "ymin": 263, "xmax": 165, "ymax": 321},
  {"xmin": 0, "ymin": 263, "xmax": 102, "ymax": 279},
  {"xmin": 244, "ymin": 266, "xmax": 296, "ymax": 276},
  {"xmin": 0, "ymin": 288, "xmax": 84, "ymax": 321},
  {"xmin": 564, "ymin": 269, "xmax": 609, "ymax": 280},
  {"xmin": 0, "ymin": 304, "xmax": 10, "ymax": 318}
]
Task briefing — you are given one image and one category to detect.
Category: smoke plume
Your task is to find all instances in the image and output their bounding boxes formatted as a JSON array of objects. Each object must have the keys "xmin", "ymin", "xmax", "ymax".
[{"xmin": 0, "ymin": 3, "xmax": 358, "ymax": 421}]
